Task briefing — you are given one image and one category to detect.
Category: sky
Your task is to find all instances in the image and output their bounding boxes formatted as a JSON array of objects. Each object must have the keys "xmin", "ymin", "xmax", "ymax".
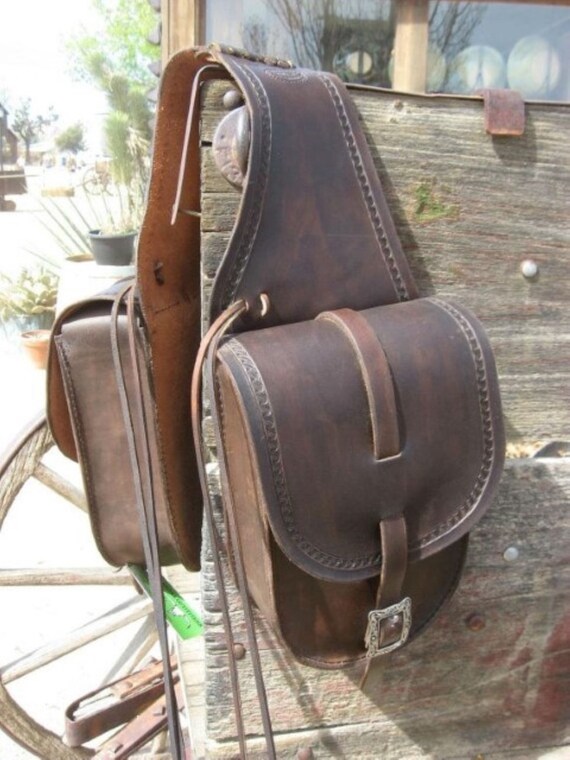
[{"xmin": 0, "ymin": 0, "xmax": 108, "ymax": 151}]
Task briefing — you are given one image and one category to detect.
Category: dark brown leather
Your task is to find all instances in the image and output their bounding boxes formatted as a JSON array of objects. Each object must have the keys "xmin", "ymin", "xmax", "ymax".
[
  {"xmin": 209, "ymin": 50, "xmax": 418, "ymax": 327},
  {"xmin": 51, "ymin": 286, "xmax": 178, "ymax": 567},
  {"xmin": 214, "ymin": 297, "xmax": 503, "ymax": 666}
]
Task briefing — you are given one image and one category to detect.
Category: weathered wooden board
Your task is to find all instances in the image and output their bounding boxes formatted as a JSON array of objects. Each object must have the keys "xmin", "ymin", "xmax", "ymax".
[
  {"xmin": 175, "ymin": 80, "xmax": 570, "ymax": 759},
  {"xmin": 200, "ymin": 80, "xmax": 570, "ymax": 443},
  {"xmin": 197, "ymin": 459, "xmax": 570, "ymax": 759}
]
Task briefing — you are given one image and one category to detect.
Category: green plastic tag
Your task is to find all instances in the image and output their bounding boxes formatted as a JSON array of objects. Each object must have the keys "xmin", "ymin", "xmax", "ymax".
[{"xmin": 128, "ymin": 565, "xmax": 204, "ymax": 640}]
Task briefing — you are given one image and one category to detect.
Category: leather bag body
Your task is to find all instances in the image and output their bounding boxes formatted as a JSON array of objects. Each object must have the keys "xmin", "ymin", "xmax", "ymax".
[{"xmin": 215, "ymin": 297, "xmax": 504, "ymax": 667}]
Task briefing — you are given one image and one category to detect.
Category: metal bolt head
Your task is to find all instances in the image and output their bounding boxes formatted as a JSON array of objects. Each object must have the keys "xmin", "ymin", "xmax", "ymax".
[
  {"xmin": 521, "ymin": 259, "xmax": 539, "ymax": 279},
  {"xmin": 465, "ymin": 612, "xmax": 486, "ymax": 632},
  {"xmin": 503, "ymin": 546, "xmax": 519, "ymax": 562},
  {"xmin": 223, "ymin": 88, "xmax": 244, "ymax": 111},
  {"xmin": 233, "ymin": 642, "xmax": 246, "ymax": 660}
]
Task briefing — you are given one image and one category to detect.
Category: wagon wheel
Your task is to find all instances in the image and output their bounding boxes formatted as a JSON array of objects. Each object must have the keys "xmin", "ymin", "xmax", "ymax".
[
  {"xmin": 0, "ymin": 414, "xmax": 173, "ymax": 758},
  {"xmin": 81, "ymin": 167, "xmax": 112, "ymax": 197}
]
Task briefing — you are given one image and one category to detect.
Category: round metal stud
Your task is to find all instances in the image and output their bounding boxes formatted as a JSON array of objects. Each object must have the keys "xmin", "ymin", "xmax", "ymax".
[
  {"xmin": 223, "ymin": 88, "xmax": 244, "ymax": 111},
  {"xmin": 233, "ymin": 643, "xmax": 246, "ymax": 660},
  {"xmin": 465, "ymin": 612, "xmax": 486, "ymax": 632},
  {"xmin": 503, "ymin": 546, "xmax": 519, "ymax": 562},
  {"xmin": 521, "ymin": 259, "xmax": 539, "ymax": 280}
]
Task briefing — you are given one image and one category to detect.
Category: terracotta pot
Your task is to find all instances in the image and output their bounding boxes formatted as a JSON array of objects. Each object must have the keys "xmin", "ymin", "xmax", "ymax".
[
  {"xmin": 88, "ymin": 229, "xmax": 137, "ymax": 266},
  {"xmin": 20, "ymin": 329, "xmax": 51, "ymax": 370}
]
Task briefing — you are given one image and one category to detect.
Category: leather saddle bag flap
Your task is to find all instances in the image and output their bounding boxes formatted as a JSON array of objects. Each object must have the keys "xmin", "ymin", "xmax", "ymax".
[{"xmin": 215, "ymin": 296, "xmax": 505, "ymax": 667}]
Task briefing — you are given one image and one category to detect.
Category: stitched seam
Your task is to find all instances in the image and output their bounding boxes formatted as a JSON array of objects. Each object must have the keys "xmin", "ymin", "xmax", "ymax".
[
  {"xmin": 220, "ymin": 62, "xmax": 272, "ymax": 308},
  {"xmin": 318, "ymin": 74, "xmax": 409, "ymax": 303},
  {"xmin": 414, "ymin": 299, "xmax": 496, "ymax": 549},
  {"xmin": 56, "ymin": 339, "xmax": 116, "ymax": 567},
  {"xmin": 226, "ymin": 339, "xmax": 380, "ymax": 571}
]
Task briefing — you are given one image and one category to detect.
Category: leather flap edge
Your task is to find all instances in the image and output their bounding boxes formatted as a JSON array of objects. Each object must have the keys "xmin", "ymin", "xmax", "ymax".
[
  {"xmin": 47, "ymin": 283, "xmax": 130, "ymax": 461},
  {"xmin": 217, "ymin": 298, "xmax": 505, "ymax": 583}
]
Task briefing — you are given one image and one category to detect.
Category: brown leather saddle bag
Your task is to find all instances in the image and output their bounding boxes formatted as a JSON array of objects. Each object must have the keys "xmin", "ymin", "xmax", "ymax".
[
  {"xmin": 214, "ymin": 296, "xmax": 503, "ymax": 667},
  {"xmin": 46, "ymin": 44, "xmax": 505, "ymax": 757}
]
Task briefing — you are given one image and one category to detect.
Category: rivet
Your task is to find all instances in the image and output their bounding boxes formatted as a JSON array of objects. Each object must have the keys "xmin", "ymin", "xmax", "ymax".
[
  {"xmin": 503, "ymin": 546, "xmax": 519, "ymax": 562},
  {"xmin": 233, "ymin": 643, "xmax": 246, "ymax": 660},
  {"xmin": 223, "ymin": 88, "xmax": 244, "ymax": 111},
  {"xmin": 521, "ymin": 259, "xmax": 538, "ymax": 280},
  {"xmin": 465, "ymin": 612, "xmax": 486, "ymax": 632},
  {"xmin": 297, "ymin": 749, "xmax": 314, "ymax": 760},
  {"xmin": 259, "ymin": 293, "xmax": 270, "ymax": 317}
]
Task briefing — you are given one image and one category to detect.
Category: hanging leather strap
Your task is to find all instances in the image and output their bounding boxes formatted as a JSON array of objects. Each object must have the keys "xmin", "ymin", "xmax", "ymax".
[
  {"xmin": 360, "ymin": 515, "xmax": 409, "ymax": 688},
  {"xmin": 110, "ymin": 283, "xmax": 188, "ymax": 760},
  {"xmin": 191, "ymin": 299, "xmax": 277, "ymax": 760}
]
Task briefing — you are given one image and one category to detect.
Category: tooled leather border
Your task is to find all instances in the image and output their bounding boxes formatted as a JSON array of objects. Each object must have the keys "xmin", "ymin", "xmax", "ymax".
[
  {"xmin": 219, "ymin": 65, "xmax": 411, "ymax": 311},
  {"xmin": 226, "ymin": 339, "xmax": 380, "ymax": 571},
  {"xmin": 318, "ymin": 75, "xmax": 410, "ymax": 303},
  {"xmin": 226, "ymin": 299, "xmax": 496, "ymax": 568},
  {"xmin": 220, "ymin": 61, "xmax": 272, "ymax": 310},
  {"xmin": 418, "ymin": 298, "xmax": 496, "ymax": 548}
]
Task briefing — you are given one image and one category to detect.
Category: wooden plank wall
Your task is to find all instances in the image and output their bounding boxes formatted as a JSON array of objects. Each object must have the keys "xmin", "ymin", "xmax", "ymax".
[{"xmin": 184, "ymin": 81, "xmax": 570, "ymax": 758}]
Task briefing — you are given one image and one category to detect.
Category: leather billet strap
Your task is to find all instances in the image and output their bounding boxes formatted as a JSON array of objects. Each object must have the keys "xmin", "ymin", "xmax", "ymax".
[
  {"xmin": 110, "ymin": 284, "xmax": 188, "ymax": 760},
  {"xmin": 360, "ymin": 516, "xmax": 409, "ymax": 687}
]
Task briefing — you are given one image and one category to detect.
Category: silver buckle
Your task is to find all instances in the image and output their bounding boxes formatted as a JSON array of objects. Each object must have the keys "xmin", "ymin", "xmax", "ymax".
[{"xmin": 364, "ymin": 597, "xmax": 412, "ymax": 658}]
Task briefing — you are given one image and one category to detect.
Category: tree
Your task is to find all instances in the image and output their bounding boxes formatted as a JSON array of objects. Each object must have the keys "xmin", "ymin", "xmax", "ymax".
[
  {"xmin": 12, "ymin": 99, "xmax": 58, "ymax": 164},
  {"xmin": 265, "ymin": 0, "xmax": 485, "ymax": 88},
  {"xmin": 67, "ymin": 0, "xmax": 157, "ymax": 88},
  {"xmin": 55, "ymin": 123, "xmax": 87, "ymax": 155}
]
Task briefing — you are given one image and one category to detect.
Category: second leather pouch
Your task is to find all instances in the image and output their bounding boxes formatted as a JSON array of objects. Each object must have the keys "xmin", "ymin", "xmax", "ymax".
[{"xmin": 212, "ymin": 296, "xmax": 505, "ymax": 668}]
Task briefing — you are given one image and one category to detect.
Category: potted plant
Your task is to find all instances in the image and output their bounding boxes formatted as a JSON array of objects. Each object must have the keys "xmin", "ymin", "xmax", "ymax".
[
  {"xmin": 0, "ymin": 266, "xmax": 58, "ymax": 369},
  {"xmin": 83, "ymin": 59, "xmax": 151, "ymax": 266}
]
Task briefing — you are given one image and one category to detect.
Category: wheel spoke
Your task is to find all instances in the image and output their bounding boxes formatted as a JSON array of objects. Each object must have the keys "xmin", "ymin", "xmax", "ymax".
[
  {"xmin": 1, "ymin": 596, "xmax": 153, "ymax": 685},
  {"xmin": 33, "ymin": 462, "xmax": 87, "ymax": 513},
  {"xmin": 101, "ymin": 616, "xmax": 157, "ymax": 685},
  {"xmin": 0, "ymin": 568, "xmax": 131, "ymax": 586}
]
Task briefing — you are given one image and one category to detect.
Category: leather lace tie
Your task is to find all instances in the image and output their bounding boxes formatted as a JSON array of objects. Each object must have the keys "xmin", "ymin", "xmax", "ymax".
[
  {"xmin": 110, "ymin": 282, "xmax": 189, "ymax": 760},
  {"xmin": 191, "ymin": 299, "xmax": 277, "ymax": 760}
]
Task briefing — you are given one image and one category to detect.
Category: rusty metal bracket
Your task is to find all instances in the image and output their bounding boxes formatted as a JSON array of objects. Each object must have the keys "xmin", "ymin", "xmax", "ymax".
[{"xmin": 478, "ymin": 89, "xmax": 525, "ymax": 137}]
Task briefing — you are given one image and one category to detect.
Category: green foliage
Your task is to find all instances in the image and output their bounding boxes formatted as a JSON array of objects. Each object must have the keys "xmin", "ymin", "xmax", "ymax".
[
  {"xmin": 11, "ymin": 99, "xmax": 58, "ymax": 162},
  {"xmin": 413, "ymin": 180, "xmax": 459, "ymax": 224},
  {"xmin": 64, "ymin": 0, "xmax": 155, "ymax": 233},
  {"xmin": 67, "ymin": 0, "xmax": 157, "ymax": 88},
  {"xmin": 31, "ymin": 196, "xmax": 94, "ymax": 267},
  {"xmin": 0, "ymin": 267, "xmax": 59, "ymax": 326},
  {"xmin": 55, "ymin": 122, "xmax": 87, "ymax": 154}
]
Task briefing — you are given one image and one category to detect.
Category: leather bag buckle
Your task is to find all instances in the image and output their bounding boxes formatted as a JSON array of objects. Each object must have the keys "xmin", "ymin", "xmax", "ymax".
[{"xmin": 365, "ymin": 597, "xmax": 412, "ymax": 658}]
